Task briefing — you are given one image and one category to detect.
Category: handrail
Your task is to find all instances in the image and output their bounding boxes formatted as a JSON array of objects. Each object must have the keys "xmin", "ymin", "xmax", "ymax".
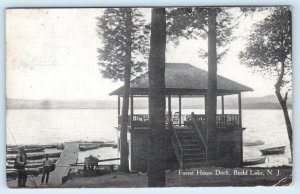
[
  {"xmin": 191, "ymin": 117, "xmax": 207, "ymax": 151},
  {"xmin": 170, "ymin": 125, "xmax": 183, "ymax": 167},
  {"xmin": 171, "ymin": 125, "xmax": 183, "ymax": 152}
]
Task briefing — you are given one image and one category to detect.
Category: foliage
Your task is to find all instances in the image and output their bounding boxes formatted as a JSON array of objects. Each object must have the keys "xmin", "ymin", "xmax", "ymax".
[
  {"xmin": 240, "ymin": 7, "xmax": 292, "ymax": 89},
  {"xmin": 97, "ymin": 8, "xmax": 150, "ymax": 81},
  {"xmin": 166, "ymin": 7, "xmax": 235, "ymax": 62}
]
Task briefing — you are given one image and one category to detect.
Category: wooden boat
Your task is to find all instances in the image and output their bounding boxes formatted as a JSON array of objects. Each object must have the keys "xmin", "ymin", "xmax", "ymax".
[
  {"xmin": 260, "ymin": 146, "xmax": 286, "ymax": 155},
  {"xmin": 79, "ymin": 142, "xmax": 117, "ymax": 151},
  {"xmin": 6, "ymin": 151, "xmax": 62, "ymax": 160},
  {"xmin": 79, "ymin": 144, "xmax": 101, "ymax": 151},
  {"xmin": 6, "ymin": 147, "xmax": 45, "ymax": 154},
  {"xmin": 7, "ymin": 162, "xmax": 44, "ymax": 169},
  {"xmin": 6, "ymin": 168, "xmax": 41, "ymax": 178},
  {"xmin": 7, "ymin": 157, "xmax": 59, "ymax": 165},
  {"xmin": 243, "ymin": 157, "xmax": 266, "ymax": 166},
  {"xmin": 243, "ymin": 140, "xmax": 265, "ymax": 146}
]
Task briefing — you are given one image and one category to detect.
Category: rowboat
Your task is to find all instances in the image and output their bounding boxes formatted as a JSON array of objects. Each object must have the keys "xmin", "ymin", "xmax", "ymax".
[
  {"xmin": 243, "ymin": 140, "xmax": 265, "ymax": 146},
  {"xmin": 79, "ymin": 144, "xmax": 101, "ymax": 151},
  {"xmin": 79, "ymin": 143, "xmax": 117, "ymax": 151},
  {"xmin": 6, "ymin": 151, "xmax": 62, "ymax": 160},
  {"xmin": 7, "ymin": 162, "xmax": 44, "ymax": 169},
  {"xmin": 6, "ymin": 147, "xmax": 45, "ymax": 154},
  {"xmin": 7, "ymin": 157, "xmax": 59, "ymax": 165},
  {"xmin": 260, "ymin": 146, "xmax": 286, "ymax": 155},
  {"xmin": 243, "ymin": 157, "xmax": 266, "ymax": 166},
  {"xmin": 6, "ymin": 168, "xmax": 41, "ymax": 178}
]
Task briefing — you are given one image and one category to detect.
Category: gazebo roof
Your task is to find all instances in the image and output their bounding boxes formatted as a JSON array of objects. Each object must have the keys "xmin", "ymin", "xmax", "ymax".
[{"xmin": 110, "ymin": 63, "xmax": 253, "ymax": 96}]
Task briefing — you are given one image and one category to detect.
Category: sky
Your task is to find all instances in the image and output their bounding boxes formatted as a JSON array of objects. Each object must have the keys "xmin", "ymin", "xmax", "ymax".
[{"xmin": 6, "ymin": 8, "xmax": 277, "ymax": 101}]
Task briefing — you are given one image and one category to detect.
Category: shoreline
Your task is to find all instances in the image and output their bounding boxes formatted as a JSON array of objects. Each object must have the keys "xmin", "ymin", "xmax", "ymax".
[{"xmin": 7, "ymin": 166, "xmax": 292, "ymax": 188}]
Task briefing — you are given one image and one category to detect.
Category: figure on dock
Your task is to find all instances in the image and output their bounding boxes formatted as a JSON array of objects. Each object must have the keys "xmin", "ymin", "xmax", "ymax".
[
  {"xmin": 15, "ymin": 147, "xmax": 27, "ymax": 187},
  {"xmin": 41, "ymin": 154, "xmax": 53, "ymax": 184}
]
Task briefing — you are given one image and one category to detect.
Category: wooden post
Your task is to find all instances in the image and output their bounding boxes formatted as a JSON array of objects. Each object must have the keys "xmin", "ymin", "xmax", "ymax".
[
  {"xmin": 221, "ymin": 95, "xmax": 224, "ymax": 115},
  {"xmin": 118, "ymin": 96, "xmax": 121, "ymax": 116},
  {"xmin": 204, "ymin": 95, "xmax": 207, "ymax": 118},
  {"xmin": 238, "ymin": 92, "xmax": 242, "ymax": 127},
  {"xmin": 131, "ymin": 93, "xmax": 134, "ymax": 130},
  {"xmin": 179, "ymin": 94, "xmax": 182, "ymax": 126},
  {"xmin": 168, "ymin": 94, "xmax": 172, "ymax": 126}
]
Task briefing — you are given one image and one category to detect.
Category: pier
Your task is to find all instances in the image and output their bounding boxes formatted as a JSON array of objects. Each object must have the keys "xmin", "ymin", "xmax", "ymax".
[{"xmin": 49, "ymin": 142, "xmax": 79, "ymax": 185}]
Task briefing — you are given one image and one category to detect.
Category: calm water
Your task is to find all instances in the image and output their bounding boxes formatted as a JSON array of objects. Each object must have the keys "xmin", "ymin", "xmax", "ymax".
[{"xmin": 6, "ymin": 109, "xmax": 292, "ymax": 166}]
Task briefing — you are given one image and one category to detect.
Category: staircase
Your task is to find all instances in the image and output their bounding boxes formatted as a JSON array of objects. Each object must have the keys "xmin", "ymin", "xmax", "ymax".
[{"xmin": 171, "ymin": 120, "xmax": 207, "ymax": 168}]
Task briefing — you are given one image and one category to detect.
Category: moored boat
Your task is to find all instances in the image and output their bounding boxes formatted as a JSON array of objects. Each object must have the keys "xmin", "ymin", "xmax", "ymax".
[
  {"xmin": 243, "ymin": 157, "xmax": 266, "ymax": 166},
  {"xmin": 6, "ymin": 147, "xmax": 45, "ymax": 154},
  {"xmin": 243, "ymin": 140, "xmax": 265, "ymax": 146},
  {"xmin": 79, "ymin": 144, "xmax": 101, "ymax": 151},
  {"xmin": 79, "ymin": 142, "xmax": 117, "ymax": 151},
  {"xmin": 6, "ymin": 157, "xmax": 59, "ymax": 165},
  {"xmin": 6, "ymin": 151, "xmax": 62, "ymax": 160},
  {"xmin": 260, "ymin": 146, "xmax": 286, "ymax": 155}
]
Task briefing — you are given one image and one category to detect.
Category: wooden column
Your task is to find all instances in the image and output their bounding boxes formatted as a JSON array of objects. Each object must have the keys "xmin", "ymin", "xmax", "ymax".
[
  {"xmin": 238, "ymin": 92, "xmax": 242, "ymax": 127},
  {"xmin": 118, "ymin": 96, "xmax": 121, "ymax": 116},
  {"xmin": 204, "ymin": 95, "xmax": 207, "ymax": 117},
  {"xmin": 179, "ymin": 94, "xmax": 182, "ymax": 126},
  {"xmin": 221, "ymin": 95, "xmax": 224, "ymax": 115},
  {"xmin": 131, "ymin": 93, "xmax": 134, "ymax": 130},
  {"xmin": 168, "ymin": 95, "xmax": 172, "ymax": 125}
]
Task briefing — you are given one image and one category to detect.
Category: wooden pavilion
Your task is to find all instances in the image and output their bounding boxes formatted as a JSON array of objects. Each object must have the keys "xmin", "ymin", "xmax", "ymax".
[{"xmin": 110, "ymin": 63, "xmax": 253, "ymax": 171}]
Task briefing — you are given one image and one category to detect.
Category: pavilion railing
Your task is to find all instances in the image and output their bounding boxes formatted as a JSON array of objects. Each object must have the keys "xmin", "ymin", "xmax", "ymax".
[{"xmin": 118, "ymin": 113, "xmax": 240, "ymax": 128}]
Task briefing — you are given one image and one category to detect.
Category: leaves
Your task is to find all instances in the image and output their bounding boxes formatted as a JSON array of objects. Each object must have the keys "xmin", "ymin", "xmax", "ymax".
[
  {"xmin": 97, "ymin": 8, "xmax": 150, "ymax": 81},
  {"xmin": 166, "ymin": 7, "xmax": 234, "ymax": 61},
  {"xmin": 240, "ymin": 7, "xmax": 292, "ymax": 88}
]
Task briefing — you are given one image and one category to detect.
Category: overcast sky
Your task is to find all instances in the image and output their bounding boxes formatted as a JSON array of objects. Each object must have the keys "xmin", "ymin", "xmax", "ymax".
[{"xmin": 6, "ymin": 8, "xmax": 276, "ymax": 101}]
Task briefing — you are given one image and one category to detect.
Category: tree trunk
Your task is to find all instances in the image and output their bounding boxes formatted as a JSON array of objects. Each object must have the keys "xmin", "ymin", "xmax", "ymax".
[
  {"xmin": 119, "ymin": 8, "xmax": 133, "ymax": 172},
  {"xmin": 275, "ymin": 61, "xmax": 293, "ymax": 160},
  {"xmin": 148, "ymin": 8, "xmax": 167, "ymax": 187},
  {"xmin": 207, "ymin": 8, "xmax": 218, "ymax": 163}
]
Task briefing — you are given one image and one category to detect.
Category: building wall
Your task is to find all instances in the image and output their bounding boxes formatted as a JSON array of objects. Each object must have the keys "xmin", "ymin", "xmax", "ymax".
[
  {"xmin": 130, "ymin": 129, "xmax": 178, "ymax": 172},
  {"xmin": 216, "ymin": 128, "xmax": 243, "ymax": 167}
]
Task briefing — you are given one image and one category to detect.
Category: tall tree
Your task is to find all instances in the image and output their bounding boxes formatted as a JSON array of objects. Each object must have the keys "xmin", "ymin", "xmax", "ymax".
[
  {"xmin": 240, "ymin": 7, "xmax": 292, "ymax": 156},
  {"xmin": 206, "ymin": 8, "xmax": 218, "ymax": 162},
  {"xmin": 97, "ymin": 8, "xmax": 149, "ymax": 172},
  {"xmin": 148, "ymin": 8, "xmax": 167, "ymax": 187}
]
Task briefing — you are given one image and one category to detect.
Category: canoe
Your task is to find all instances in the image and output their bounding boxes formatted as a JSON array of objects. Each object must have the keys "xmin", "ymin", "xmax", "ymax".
[
  {"xmin": 260, "ymin": 146, "xmax": 286, "ymax": 155},
  {"xmin": 243, "ymin": 140, "xmax": 265, "ymax": 146},
  {"xmin": 6, "ymin": 147, "xmax": 45, "ymax": 154},
  {"xmin": 243, "ymin": 157, "xmax": 266, "ymax": 166},
  {"xmin": 6, "ymin": 151, "xmax": 62, "ymax": 160},
  {"xmin": 79, "ymin": 144, "xmax": 101, "ymax": 151},
  {"xmin": 7, "ymin": 157, "xmax": 59, "ymax": 165},
  {"xmin": 6, "ymin": 168, "xmax": 41, "ymax": 178},
  {"xmin": 79, "ymin": 143, "xmax": 118, "ymax": 151},
  {"xmin": 7, "ymin": 162, "xmax": 44, "ymax": 169}
]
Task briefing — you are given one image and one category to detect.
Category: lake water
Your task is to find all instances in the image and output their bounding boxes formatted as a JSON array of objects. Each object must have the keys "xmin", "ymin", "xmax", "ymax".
[{"xmin": 6, "ymin": 109, "xmax": 292, "ymax": 166}]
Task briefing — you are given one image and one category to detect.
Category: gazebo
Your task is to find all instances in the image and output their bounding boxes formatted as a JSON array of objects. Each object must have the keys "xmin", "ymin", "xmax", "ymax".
[{"xmin": 110, "ymin": 63, "xmax": 253, "ymax": 171}]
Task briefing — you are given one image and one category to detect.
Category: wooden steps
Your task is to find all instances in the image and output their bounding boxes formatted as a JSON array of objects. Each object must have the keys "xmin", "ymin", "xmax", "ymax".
[{"xmin": 171, "ymin": 126, "xmax": 207, "ymax": 168}]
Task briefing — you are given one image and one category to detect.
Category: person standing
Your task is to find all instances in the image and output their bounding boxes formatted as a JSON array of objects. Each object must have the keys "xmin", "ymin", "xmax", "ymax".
[
  {"xmin": 15, "ymin": 147, "xmax": 27, "ymax": 187},
  {"xmin": 41, "ymin": 154, "xmax": 53, "ymax": 184}
]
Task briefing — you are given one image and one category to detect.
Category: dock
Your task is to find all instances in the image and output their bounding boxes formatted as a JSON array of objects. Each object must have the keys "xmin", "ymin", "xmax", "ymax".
[{"xmin": 48, "ymin": 142, "xmax": 79, "ymax": 185}]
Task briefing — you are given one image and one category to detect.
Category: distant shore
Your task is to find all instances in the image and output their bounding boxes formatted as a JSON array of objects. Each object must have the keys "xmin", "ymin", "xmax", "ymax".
[{"xmin": 7, "ymin": 95, "xmax": 292, "ymax": 110}]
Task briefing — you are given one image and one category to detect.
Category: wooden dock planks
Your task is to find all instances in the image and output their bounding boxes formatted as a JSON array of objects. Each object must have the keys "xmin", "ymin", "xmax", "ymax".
[{"xmin": 48, "ymin": 142, "xmax": 79, "ymax": 185}]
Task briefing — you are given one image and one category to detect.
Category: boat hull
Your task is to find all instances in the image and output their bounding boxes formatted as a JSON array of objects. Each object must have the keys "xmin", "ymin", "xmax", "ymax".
[{"xmin": 260, "ymin": 146, "xmax": 286, "ymax": 155}]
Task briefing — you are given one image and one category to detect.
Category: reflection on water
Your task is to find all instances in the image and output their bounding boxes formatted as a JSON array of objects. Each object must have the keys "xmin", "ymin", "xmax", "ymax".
[{"xmin": 6, "ymin": 109, "xmax": 292, "ymax": 166}]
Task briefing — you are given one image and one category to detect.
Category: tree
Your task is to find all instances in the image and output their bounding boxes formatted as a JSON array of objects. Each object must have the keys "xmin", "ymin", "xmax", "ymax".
[
  {"xmin": 97, "ymin": 8, "xmax": 149, "ymax": 172},
  {"xmin": 148, "ymin": 8, "xmax": 167, "ymax": 187},
  {"xmin": 240, "ymin": 7, "xmax": 292, "ymax": 156},
  {"xmin": 167, "ymin": 7, "xmax": 234, "ymax": 163}
]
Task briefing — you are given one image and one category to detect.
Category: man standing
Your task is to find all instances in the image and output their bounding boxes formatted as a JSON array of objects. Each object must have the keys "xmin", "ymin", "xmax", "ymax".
[
  {"xmin": 15, "ymin": 147, "xmax": 27, "ymax": 187},
  {"xmin": 41, "ymin": 154, "xmax": 53, "ymax": 184}
]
